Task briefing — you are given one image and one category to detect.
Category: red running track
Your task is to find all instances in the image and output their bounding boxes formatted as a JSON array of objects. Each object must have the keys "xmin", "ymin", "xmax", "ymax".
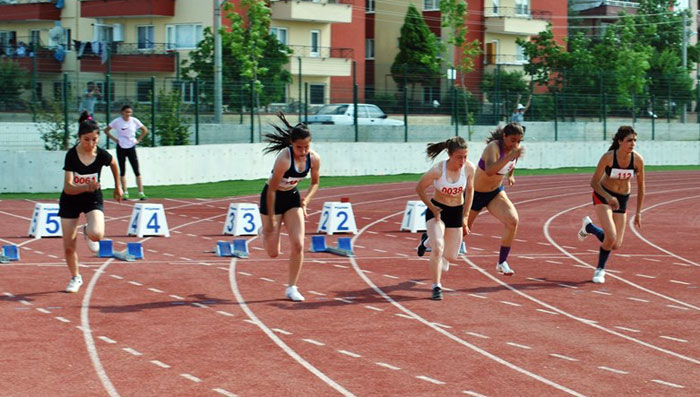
[{"xmin": 1, "ymin": 171, "xmax": 699, "ymax": 396}]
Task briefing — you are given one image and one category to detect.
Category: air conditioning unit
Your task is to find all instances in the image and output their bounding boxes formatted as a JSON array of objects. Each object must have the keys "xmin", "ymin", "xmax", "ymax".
[{"xmin": 113, "ymin": 23, "xmax": 124, "ymax": 42}]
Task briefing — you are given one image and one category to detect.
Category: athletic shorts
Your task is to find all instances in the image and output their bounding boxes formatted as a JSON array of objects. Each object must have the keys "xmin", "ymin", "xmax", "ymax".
[
  {"xmin": 593, "ymin": 186, "xmax": 630, "ymax": 214},
  {"xmin": 425, "ymin": 199, "xmax": 464, "ymax": 228},
  {"xmin": 259, "ymin": 184, "xmax": 301, "ymax": 215},
  {"xmin": 58, "ymin": 190, "xmax": 104, "ymax": 219},
  {"xmin": 471, "ymin": 186, "xmax": 505, "ymax": 212}
]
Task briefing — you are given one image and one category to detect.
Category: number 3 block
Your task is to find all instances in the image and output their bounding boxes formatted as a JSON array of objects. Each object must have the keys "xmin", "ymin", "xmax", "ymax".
[
  {"xmin": 223, "ymin": 203, "xmax": 262, "ymax": 236},
  {"xmin": 28, "ymin": 203, "xmax": 62, "ymax": 238},
  {"xmin": 127, "ymin": 203, "xmax": 170, "ymax": 238},
  {"xmin": 317, "ymin": 202, "xmax": 358, "ymax": 235}
]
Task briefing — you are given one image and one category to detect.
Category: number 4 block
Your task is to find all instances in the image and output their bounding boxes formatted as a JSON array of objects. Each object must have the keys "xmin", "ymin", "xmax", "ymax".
[
  {"xmin": 317, "ymin": 201, "xmax": 358, "ymax": 235},
  {"xmin": 127, "ymin": 203, "xmax": 170, "ymax": 238}
]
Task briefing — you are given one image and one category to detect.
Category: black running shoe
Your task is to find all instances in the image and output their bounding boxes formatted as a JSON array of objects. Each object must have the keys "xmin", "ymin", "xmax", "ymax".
[
  {"xmin": 417, "ymin": 232, "xmax": 428, "ymax": 257},
  {"xmin": 432, "ymin": 286, "xmax": 443, "ymax": 301}
]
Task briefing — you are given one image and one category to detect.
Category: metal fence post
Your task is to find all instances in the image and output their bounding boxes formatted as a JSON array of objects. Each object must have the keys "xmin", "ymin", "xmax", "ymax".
[
  {"xmin": 651, "ymin": 95, "xmax": 656, "ymax": 140},
  {"xmin": 353, "ymin": 61, "xmax": 358, "ymax": 141},
  {"xmin": 403, "ymin": 64, "xmax": 408, "ymax": 141},
  {"xmin": 250, "ymin": 78, "xmax": 255, "ymax": 143},
  {"xmin": 304, "ymin": 82, "xmax": 308, "ymax": 124},
  {"xmin": 63, "ymin": 73, "xmax": 69, "ymax": 150},
  {"xmin": 105, "ymin": 74, "xmax": 111, "ymax": 149},
  {"xmin": 151, "ymin": 76, "xmax": 156, "ymax": 147},
  {"xmin": 195, "ymin": 77, "xmax": 200, "ymax": 145},
  {"xmin": 602, "ymin": 92, "xmax": 607, "ymax": 141},
  {"xmin": 553, "ymin": 92, "xmax": 558, "ymax": 141}
]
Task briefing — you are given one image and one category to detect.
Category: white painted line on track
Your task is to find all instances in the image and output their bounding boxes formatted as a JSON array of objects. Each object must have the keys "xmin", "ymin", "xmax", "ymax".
[
  {"xmin": 122, "ymin": 347, "xmax": 142, "ymax": 356},
  {"xmin": 364, "ymin": 305, "xmax": 383, "ymax": 312},
  {"xmin": 55, "ymin": 316, "xmax": 70, "ymax": 323},
  {"xmin": 660, "ymin": 336, "xmax": 688, "ymax": 343},
  {"xmin": 463, "ymin": 391, "xmax": 487, "ymax": 397},
  {"xmin": 334, "ymin": 298, "xmax": 353, "ymax": 304},
  {"xmin": 150, "ymin": 360, "xmax": 170, "ymax": 369},
  {"xmin": 217, "ymin": 311, "xmax": 234, "ymax": 317},
  {"xmin": 213, "ymin": 388, "xmax": 238, "ymax": 397},
  {"xmin": 128, "ymin": 281, "xmax": 143, "ymax": 286},
  {"xmin": 333, "ymin": 264, "xmax": 349, "ymax": 269},
  {"xmin": 192, "ymin": 303, "xmax": 209, "ymax": 309},
  {"xmin": 238, "ymin": 271, "xmax": 252, "ymax": 276},
  {"xmin": 432, "ymin": 322, "xmax": 452, "ymax": 329},
  {"xmin": 3, "ymin": 292, "xmax": 15, "ymax": 297},
  {"xmin": 36, "ymin": 308, "xmax": 51, "ymax": 314},
  {"xmin": 416, "ymin": 375, "xmax": 445, "ymax": 385},
  {"xmin": 650, "ymin": 379, "xmax": 684, "ymax": 388},
  {"xmin": 308, "ymin": 290, "xmax": 326, "ymax": 296},
  {"xmin": 465, "ymin": 332, "xmax": 490, "ymax": 339},
  {"xmin": 642, "ymin": 258, "xmax": 661, "ymax": 262},
  {"xmin": 98, "ymin": 336, "xmax": 117, "ymax": 344},
  {"xmin": 338, "ymin": 350, "xmax": 362, "ymax": 358},
  {"xmin": 550, "ymin": 354, "xmax": 578, "ymax": 362},
  {"xmin": 526, "ymin": 277, "xmax": 545, "ymax": 282},
  {"xmin": 669, "ymin": 280, "xmax": 691, "ymax": 285},
  {"xmin": 109, "ymin": 275, "xmax": 123, "ymax": 280},
  {"xmin": 635, "ymin": 274, "xmax": 656, "ymax": 279},
  {"xmin": 557, "ymin": 283, "xmax": 578, "ymax": 289},
  {"xmin": 383, "ymin": 274, "xmax": 399, "ymax": 279},
  {"xmin": 19, "ymin": 299, "xmax": 31, "ymax": 305},
  {"xmin": 536, "ymin": 309, "xmax": 559, "ymax": 315},
  {"xmin": 272, "ymin": 328, "xmax": 292, "ymax": 335},
  {"xmin": 243, "ymin": 319, "xmax": 256, "ymax": 325},
  {"xmin": 506, "ymin": 342, "xmax": 532, "ymax": 350},
  {"xmin": 666, "ymin": 304, "xmax": 690, "ymax": 311},
  {"xmin": 613, "ymin": 326, "xmax": 640, "ymax": 333},
  {"xmin": 468, "ymin": 293, "xmax": 487, "ymax": 299},
  {"xmin": 500, "ymin": 301, "xmax": 521, "ymax": 307},
  {"xmin": 180, "ymin": 373, "xmax": 202, "ymax": 383},
  {"xmin": 598, "ymin": 366, "xmax": 628, "ymax": 375},
  {"xmin": 627, "ymin": 297, "xmax": 650, "ymax": 303},
  {"xmin": 395, "ymin": 313, "xmax": 414, "ymax": 320},
  {"xmin": 169, "ymin": 294, "xmax": 185, "ymax": 300},
  {"xmin": 375, "ymin": 362, "xmax": 401, "ymax": 370},
  {"xmin": 673, "ymin": 262, "xmax": 691, "ymax": 267},
  {"xmin": 302, "ymin": 338, "xmax": 325, "ymax": 346},
  {"xmin": 592, "ymin": 290, "xmax": 612, "ymax": 296},
  {"xmin": 260, "ymin": 277, "xmax": 275, "ymax": 282},
  {"xmin": 147, "ymin": 287, "xmax": 163, "ymax": 293},
  {"xmin": 373, "ymin": 249, "xmax": 387, "ymax": 253}
]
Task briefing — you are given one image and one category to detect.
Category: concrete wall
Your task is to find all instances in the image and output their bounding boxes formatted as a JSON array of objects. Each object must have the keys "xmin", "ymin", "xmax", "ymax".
[{"xmin": 2, "ymin": 140, "xmax": 699, "ymax": 194}]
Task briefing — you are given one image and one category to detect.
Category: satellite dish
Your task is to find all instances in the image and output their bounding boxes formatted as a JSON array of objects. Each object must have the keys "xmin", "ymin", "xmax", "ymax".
[{"xmin": 49, "ymin": 22, "xmax": 64, "ymax": 43}]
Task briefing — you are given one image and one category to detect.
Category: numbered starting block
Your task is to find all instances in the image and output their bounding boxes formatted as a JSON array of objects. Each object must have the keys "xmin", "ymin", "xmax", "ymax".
[
  {"xmin": 400, "ymin": 200, "xmax": 427, "ymax": 233},
  {"xmin": 0, "ymin": 245, "xmax": 20, "ymax": 263},
  {"xmin": 97, "ymin": 240, "xmax": 143, "ymax": 262},
  {"xmin": 28, "ymin": 203, "xmax": 62, "ymax": 238},
  {"xmin": 424, "ymin": 241, "xmax": 468, "ymax": 255},
  {"xmin": 127, "ymin": 203, "xmax": 170, "ymax": 238},
  {"xmin": 310, "ymin": 235, "xmax": 354, "ymax": 257},
  {"xmin": 214, "ymin": 239, "xmax": 249, "ymax": 259},
  {"xmin": 317, "ymin": 201, "xmax": 358, "ymax": 235},
  {"xmin": 222, "ymin": 203, "xmax": 262, "ymax": 236}
]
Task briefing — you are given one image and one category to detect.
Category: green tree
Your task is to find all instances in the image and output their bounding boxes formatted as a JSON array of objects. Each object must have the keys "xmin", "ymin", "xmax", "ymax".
[
  {"xmin": 391, "ymin": 4, "xmax": 442, "ymax": 99},
  {"xmin": 0, "ymin": 59, "xmax": 29, "ymax": 110}
]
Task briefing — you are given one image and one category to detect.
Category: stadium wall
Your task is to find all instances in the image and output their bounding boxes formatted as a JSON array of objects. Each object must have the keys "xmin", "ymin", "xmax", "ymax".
[{"xmin": 1, "ymin": 141, "xmax": 699, "ymax": 193}]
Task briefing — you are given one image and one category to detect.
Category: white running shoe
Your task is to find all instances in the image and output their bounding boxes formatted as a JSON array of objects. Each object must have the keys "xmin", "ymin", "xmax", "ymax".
[
  {"xmin": 66, "ymin": 275, "xmax": 83, "ymax": 293},
  {"xmin": 592, "ymin": 268, "xmax": 606, "ymax": 284},
  {"xmin": 83, "ymin": 225, "xmax": 100, "ymax": 253},
  {"xmin": 578, "ymin": 216, "xmax": 593, "ymax": 242},
  {"xmin": 285, "ymin": 286, "xmax": 305, "ymax": 302},
  {"xmin": 496, "ymin": 261, "xmax": 514, "ymax": 276}
]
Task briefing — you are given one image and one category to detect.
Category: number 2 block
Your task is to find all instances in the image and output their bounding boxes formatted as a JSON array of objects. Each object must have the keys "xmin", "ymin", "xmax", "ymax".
[{"xmin": 317, "ymin": 202, "xmax": 358, "ymax": 235}]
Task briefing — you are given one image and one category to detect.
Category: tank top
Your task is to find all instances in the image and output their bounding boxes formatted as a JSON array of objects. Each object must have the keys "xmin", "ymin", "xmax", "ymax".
[
  {"xmin": 273, "ymin": 146, "xmax": 311, "ymax": 189},
  {"xmin": 605, "ymin": 150, "xmax": 635, "ymax": 180},
  {"xmin": 433, "ymin": 160, "xmax": 467, "ymax": 196},
  {"xmin": 478, "ymin": 141, "xmax": 517, "ymax": 175}
]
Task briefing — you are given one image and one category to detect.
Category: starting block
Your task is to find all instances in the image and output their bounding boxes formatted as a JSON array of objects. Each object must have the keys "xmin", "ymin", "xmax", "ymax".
[
  {"xmin": 0, "ymin": 245, "xmax": 20, "ymax": 263},
  {"xmin": 400, "ymin": 200, "xmax": 428, "ymax": 233},
  {"xmin": 214, "ymin": 239, "xmax": 249, "ymax": 259},
  {"xmin": 98, "ymin": 239, "xmax": 143, "ymax": 261},
  {"xmin": 310, "ymin": 235, "xmax": 354, "ymax": 257}
]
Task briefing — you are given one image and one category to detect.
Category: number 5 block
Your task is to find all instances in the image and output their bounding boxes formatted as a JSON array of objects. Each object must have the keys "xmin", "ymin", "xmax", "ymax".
[
  {"xmin": 222, "ymin": 203, "xmax": 262, "ymax": 236},
  {"xmin": 127, "ymin": 203, "xmax": 170, "ymax": 238},
  {"xmin": 317, "ymin": 202, "xmax": 358, "ymax": 235},
  {"xmin": 28, "ymin": 203, "xmax": 62, "ymax": 238}
]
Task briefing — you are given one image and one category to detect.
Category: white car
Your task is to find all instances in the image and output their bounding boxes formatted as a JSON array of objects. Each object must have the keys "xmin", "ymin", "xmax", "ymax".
[{"xmin": 305, "ymin": 103, "xmax": 404, "ymax": 126}]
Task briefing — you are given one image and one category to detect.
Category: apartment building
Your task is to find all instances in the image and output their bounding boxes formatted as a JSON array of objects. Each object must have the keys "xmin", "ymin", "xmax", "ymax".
[{"xmin": 0, "ymin": 0, "xmax": 359, "ymax": 108}]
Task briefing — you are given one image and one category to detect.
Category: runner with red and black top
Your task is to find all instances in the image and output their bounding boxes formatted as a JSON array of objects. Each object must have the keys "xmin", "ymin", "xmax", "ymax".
[{"xmin": 59, "ymin": 111, "xmax": 122, "ymax": 293}]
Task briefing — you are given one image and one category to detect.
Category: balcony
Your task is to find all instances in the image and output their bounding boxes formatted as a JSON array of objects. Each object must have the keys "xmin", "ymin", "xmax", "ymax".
[
  {"xmin": 270, "ymin": 0, "xmax": 353, "ymax": 24},
  {"xmin": 80, "ymin": 43, "xmax": 176, "ymax": 73},
  {"xmin": 11, "ymin": 48, "xmax": 62, "ymax": 73},
  {"xmin": 286, "ymin": 45, "xmax": 352, "ymax": 77},
  {"xmin": 0, "ymin": 0, "xmax": 61, "ymax": 22},
  {"xmin": 80, "ymin": 0, "xmax": 175, "ymax": 18},
  {"xmin": 485, "ymin": 6, "xmax": 549, "ymax": 36}
]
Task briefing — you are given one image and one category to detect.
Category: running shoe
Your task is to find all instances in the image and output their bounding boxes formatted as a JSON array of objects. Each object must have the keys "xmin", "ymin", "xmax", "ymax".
[
  {"xmin": 592, "ymin": 268, "xmax": 606, "ymax": 284},
  {"xmin": 139, "ymin": 192, "xmax": 148, "ymax": 201},
  {"xmin": 417, "ymin": 232, "xmax": 428, "ymax": 257},
  {"xmin": 496, "ymin": 261, "xmax": 515, "ymax": 276},
  {"xmin": 431, "ymin": 286, "xmax": 443, "ymax": 301},
  {"xmin": 285, "ymin": 286, "xmax": 305, "ymax": 302},
  {"xmin": 578, "ymin": 216, "xmax": 593, "ymax": 242},
  {"xmin": 83, "ymin": 225, "xmax": 99, "ymax": 253},
  {"xmin": 123, "ymin": 190, "xmax": 130, "ymax": 200},
  {"xmin": 66, "ymin": 275, "xmax": 83, "ymax": 293}
]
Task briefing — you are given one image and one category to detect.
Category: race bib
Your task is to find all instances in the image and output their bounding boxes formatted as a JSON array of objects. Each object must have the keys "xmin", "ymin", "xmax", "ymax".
[
  {"xmin": 279, "ymin": 177, "xmax": 302, "ymax": 189},
  {"xmin": 441, "ymin": 186, "xmax": 464, "ymax": 196},
  {"xmin": 609, "ymin": 168, "xmax": 634, "ymax": 180},
  {"xmin": 73, "ymin": 172, "xmax": 98, "ymax": 186},
  {"xmin": 498, "ymin": 160, "xmax": 517, "ymax": 175}
]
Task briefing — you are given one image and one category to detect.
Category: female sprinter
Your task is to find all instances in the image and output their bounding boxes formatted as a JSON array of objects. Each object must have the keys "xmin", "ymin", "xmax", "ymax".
[
  {"xmin": 467, "ymin": 123, "xmax": 525, "ymax": 276},
  {"xmin": 415, "ymin": 137, "xmax": 475, "ymax": 300},
  {"xmin": 260, "ymin": 113, "xmax": 321, "ymax": 302},
  {"xmin": 59, "ymin": 111, "xmax": 122, "ymax": 293},
  {"xmin": 578, "ymin": 126, "xmax": 645, "ymax": 283},
  {"xmin": 104, "ymin": 104, "xmax": 149, "ymax": 200}
]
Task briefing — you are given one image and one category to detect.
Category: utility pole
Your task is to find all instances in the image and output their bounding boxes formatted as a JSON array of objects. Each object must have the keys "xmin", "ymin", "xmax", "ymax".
[{"xmin": 214, "ymin": 0, "xmax": 224, "ymax": 124}]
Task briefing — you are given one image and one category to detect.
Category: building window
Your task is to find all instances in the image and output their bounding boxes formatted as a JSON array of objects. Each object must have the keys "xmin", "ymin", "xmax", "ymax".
[
  {"xmin": 365, "ymin": 38, "xmax": 374, "ymax": 59},
  {"xmin": 138, "ymin": 26, "xmax": 154, "ymax": 50},
  {"xmin": 310, "ymin": 30, "xmax": 320, "ymax": 57},
  {"xmin": 515, "ymin": 43, "xmax": 527, "ymax": 63},
  {"xmin": 172, "ymin": 81, "xmax": 195, "ymax": 104},
  {"xmin": 49, "ymin": 26, "xmax": 71, "ymax": 50},
  {"xmin": 93, "ymin": 24, "xmax": 113, "ymax": 43},
  {"xmin": 366, "ymin": 0, "xmax": 375, "ymax": 13},
  {"xmin": 53, "ymin": 81, "xmax": 72, "ymax": 101},
  {"xmin": 270, "ymin": 27, "xmax": 288, "ymax": 45},
  {"xmin": 95, "ymin": 81, "xmax": 115, "ymax": 102},
  {"xmin": 423, "ymin": 0, "xmax": 439, "ymax": 11},
  {"xmin": 491, "ymin": 0, "xmax": 499, "ymax": 14},
  {"xmin": 34, "ymin": 82, "xmax": 43, "ymax": 101},
  {"xmin": 515, "ymin": 0, "xmax": 529, "ymax": 16},
  {"xmin": 166, "ymin": 24, "xmax": 203, "ymax": 50},
  {"xmin": 136, "ymin": 81, "xmax": 153, "ymax": 102},
  {"xmin": 309, "ymin": 84, "xmax": 325, "ymax": 104}
]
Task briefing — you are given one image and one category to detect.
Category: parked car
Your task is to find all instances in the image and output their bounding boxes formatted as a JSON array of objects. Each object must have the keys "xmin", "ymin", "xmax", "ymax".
[{"xmin": 305, "ymin": 103, "xmax": 404, "ymax": 126}]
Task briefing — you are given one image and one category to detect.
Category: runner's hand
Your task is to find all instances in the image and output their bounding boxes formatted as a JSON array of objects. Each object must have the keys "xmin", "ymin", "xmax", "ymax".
[
  {"xmin": 634, "ymin": 212, "xmax": 642, "ymax": 228},
  {"xmin": 608, "ymin": 196, "xmax": 620, "ymax": 211}
]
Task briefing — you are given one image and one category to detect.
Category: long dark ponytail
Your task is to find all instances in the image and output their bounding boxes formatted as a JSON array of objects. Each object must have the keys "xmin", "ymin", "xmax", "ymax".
[
  {"xmin": 78, "ymin": 110, "xmax": 99, "ymax": 137},
  {"xmin": 263, "ymin": 112, "xmax": 311, "ymax": 154},
  {"xmin": 486, "ymin": 122, "xmax": 523, "ymax": 143},
  {"xmin": 426, "ymin": 136, "xmax": 467, "ymax": 160},
  {"xmin": 609, "ymin": 125, "xmax": 636, "ymax": 151}
]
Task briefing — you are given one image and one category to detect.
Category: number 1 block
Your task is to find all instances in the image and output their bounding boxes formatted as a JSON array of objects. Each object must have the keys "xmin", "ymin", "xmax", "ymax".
[
  {"xmin": 127, "ymin": 203, "xmax": 170, "ymax": 238},
  {"xmin": 317, "ymin": 202, "xmax": 358, "ymax": 235},
  {"xmin": 400, "ymin": 200, "xmax": 428, "ymax": 233}
]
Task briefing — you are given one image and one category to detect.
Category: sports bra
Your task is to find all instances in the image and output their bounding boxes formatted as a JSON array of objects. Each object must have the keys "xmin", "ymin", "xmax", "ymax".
[
  {"xmin": 605, "ymin": 150, "xmax": 635, "ymax": 180},
  {"xmin": 433, "ymin": 160, "xmax": 467, "ymax": 196},
  {"xmin": 478, "ymin": 141, "xmax": 517, "ymax": 175},
  {"xmin": 272, "ymin": 147, "xmax": 311, "ymax": 189}
]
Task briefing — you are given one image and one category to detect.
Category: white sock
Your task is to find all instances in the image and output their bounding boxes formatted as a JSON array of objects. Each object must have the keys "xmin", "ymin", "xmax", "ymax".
[{"xmin": 432, "ymin": 283, "xmax": 441, "ymax": 289}]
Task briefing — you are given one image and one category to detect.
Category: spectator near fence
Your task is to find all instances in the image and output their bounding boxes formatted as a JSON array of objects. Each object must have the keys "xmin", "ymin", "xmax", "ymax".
[{"xmin": 78, "ymin": 82, "xmax": 102, "ymax": 118}]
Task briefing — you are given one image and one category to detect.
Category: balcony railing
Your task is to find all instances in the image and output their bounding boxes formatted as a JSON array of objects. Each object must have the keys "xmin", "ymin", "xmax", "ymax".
[
  {"xmin": 79, "ymin": 42, "xmax": 176, "ymax": 73},
  {"xmin": 80, "ymin": 0, "xmax": 175, "ymax": 18},
  {"xmin": 485, "ymin": 6, "xmax": 552, "ymax": 21},
  {"xmin": 287, "ymin": 45, "xmax": 353, "ymax": 59}
]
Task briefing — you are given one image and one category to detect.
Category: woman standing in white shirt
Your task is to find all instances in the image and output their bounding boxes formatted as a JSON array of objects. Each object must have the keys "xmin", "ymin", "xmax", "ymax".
[{"xmin": 105, "ymin": 104, "xmax": 149, "ymax": 200}]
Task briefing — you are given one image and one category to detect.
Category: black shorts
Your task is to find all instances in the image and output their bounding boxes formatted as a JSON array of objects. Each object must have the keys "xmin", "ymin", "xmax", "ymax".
[
  {"xmin": 259, "ymin": 184, "xmax": 301, "ymax": 215},
  {"xmin": 471, "ymin": 186, "xmax": 505, "ymax": 212},
  {"xmin": 58, "ymin": 190, "xmax": 104, "ymax": 219},
  {"xmin": 593, "ymin": 186, "xmax": 630, "ymax": 214},
  {"xmin": 425, "ymin": 199, "xmax": 464, "ymax": 228},
  {"xmin": 117, "ymin": 145, "xmax": 140, "ymax": 177}
]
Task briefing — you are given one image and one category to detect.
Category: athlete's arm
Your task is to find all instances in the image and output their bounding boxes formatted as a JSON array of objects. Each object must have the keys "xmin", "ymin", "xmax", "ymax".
[
  {"xmin": 266, "ymin": 151, "xmax": 289, "ymax": 226},
  {"xmin": 103, "ymin": 126, "xmax": 118, "ymax": 144},
  {"xmin": 483, "ymin": 142, "xmax": 522, "ymax": 177},
  {"xmin": 416, "ymin": 164, "xmax": 442, "ymax": 219},
  {"xmin": 136, "ymin": 125, "xmax": 148, "ymax": 143},
  {"xmin": 301, "ymin": 151, "xmax": 321, "ymax": 217},
  {"xmin": 109, "ymin": 157, "xmax": 122, "ymax": 202},
  {"xmin": 634, "ymin": 152, "xmax": 645, "ymax": 228},
  {"xmin": 590, "ymin": 152, "xmax": 619, "ymax": 210},
  {"xmin": 63, "ymin": 171, "xmax": 99, "ymax": 195},
  {"xmin": 462, "ymin": 161, "xmax": 476, "ymax": 235}
]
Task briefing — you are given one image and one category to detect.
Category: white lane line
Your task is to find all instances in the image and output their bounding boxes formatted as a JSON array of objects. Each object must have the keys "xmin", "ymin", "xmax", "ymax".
[
  {"xmin": 416, "ymin": 375, "xmax": 445, "ymax": 385},
  {"xmin": 373, "ymin": 249, "xmax": 388, "ymax": 253},
  {"xmin": 48, "ymin": 254, "xmax": 59, "ymax": 259},
  {"xmin": 308, "ymin": 290, "xmax": 326, "ymax": 296},
  {"xmin": 669, "ymin": 280, "xmax": 691, "ymax": 285},
  {"xmin": 536, "ymin": 309, "xmax": 559, "ymax": 315},
  {"xmin": 128, "ymin": 281, "xmax": 143, "ymax": 286},
  {"xmin": 109, "ymin": 275, "xmax": 123, "ymax": 280},
  {"xmin": 592, "ymin": 290, "xmax": 612, "ymax": 296},
  {"xmin": 395, "ymin": 313, "xmax": 414, "ymax": 320},
  {"xmin": 635, "ymin": 274, "xmax": 656, "ymax": 279},
  {"xmin": 468, "ymin": 293, "xmax": 487, "ymax": 299},
  {"xmin": 338, "ymin": 350, "xmax": 362, "ymax": 358},
  {"xmin": 465, "ymin": 332, "xmax": 490, "ymax": 339},
  {"xmin": 260, "ymin": 277, "xmax": 275, "ymax": 282},
  {"xmin": 147, "ymin": 249, "xmax": 158, "ymax": 253},
  {"xmin": 673, "ymin": 262, "xmax": 691, "ymax": 267},
  {"xmin": 667, "ymin": 304, "xmax": 690, "ymax": 311},
  {"xmin": 334, "ymin": 298, "xmax": 353, "ymax": 304},
  {"xmin": 660, "ymin": 336, "xmax": 688, "ymax": 343},
  {"xmin": 122, "ymin": 347, "xmax": 142, "ymax": 356},
  {"xmin": 598, "ymin": 366, "xmax": 628, "ymax": 375},
  {"xmin": 643, "ymin": 258, "xmax": 661, "ymax": 262},
  {"xmin": 650, "ymin": 379, "xmax": 684, "ymax": 388},
  {"xmin": 217, "ymin": 311, "xmax": 235, "ymax": 317},
  {"xmin": 163, "ymin": 253, "xmax": 175, "ymax": 257},
  {"xmin": 55, "ymin": 316, "xmax": 70, "ymax": 323},
  {"xmin": 470, "ymin": 247, "xmax": 484, "ymax": 251},
  {"xmin": 180, "ymin": 373, "xmax": 202, "ymax": 383},
  {"xmin": 383, "ymin": 274, "xmax": 399, "ymax": 279},
  {"xmin": 150, "ymin": 360, "xmax": 171, "ymax": 369},
  {"xmin": 375, "ymin": 362, "xmax": 401, "ymax": 370},
  {"xmin": 213, "ymin": 388, "xmax": 238, "ymax": 397},
  {"xmin": 557, "ymin": 283, "xmax": 578, "ymax": 289},
  {"xmin": 385, "ymin": 234, "xmax": 398, "ymax": 238},
  {"xmin": 36, "ymin": 308, "xmax": 51, "ymax": 314},
  {"xmin": 238, "ymin": 272, "xmax": 252, "ymax": 276},
  {"xmin": 537, "ymin": 242, "xmax": 551, "ymax": 246},
  {"xmin": 192, "ymin": 303, "xmax": 209, "ymax": 309},
  {"xmin": 302, "ymin": 338, "xmax": 325, "ymax": 346},
  {"xmin": 354, "ymin": 245, "xmax": 366, "ymax": 248},
  {"xmin": 19, "ymin": 299, "xmax": 32, "ymax": 306},
  {"xmin": 506, "ymin": 342, "xmax": 532, "ymax": 350},
  {"xmin": 526, "ymin": 277, "xmax": 545, "ymax": 282},
  {"xmin": 98, "ymin": 336, "xmax": 117, "ymax": 344},
  {"xmin": 169, "ymin": 294, "xmax": 185, "ymax": 300},
  {"xmin": 500, "ymin": 301, "xmax": 521, "ymax": 307},
  {"xmin": 550, "ymin": 353, "xmax": 578, "ymax": 362},
  {"xmin": 627, "ymin": 297, "xmax": 650, "ymax": 303},
  {"xmin": 561, "ymin": 245, "xmax": 576, "ymax": 250},
  {"xmin": 147, "ymin": 288, "xmax": 164, "ymax": 293},
  {"xmin": 364, "ymin": 305, "xmax": 383, "ymax": 312},
  {"xmin": 179, "ymin": 257, "xmax": 193, "ymax": 261},
  {"xmin": 432, "ymin": 322, "xmax": 452, "ymax": 329},
  {"xmin": 614, "ymin": 326, "xmax": 640, "ymax": 333},
  {"xmin": 243, "ymin": 319, "xmax": 256, "ymax": 325},
  {"xmin": 333, "ymin": 264, "xmax": 349, "ymax": 269},
  {"xmin": 272, "ymin": 328, "xmax": 292, "ymax": 335},
  {"xmin": 463, "ymin": 392, "xmax": 487, "ymax": 397}
]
